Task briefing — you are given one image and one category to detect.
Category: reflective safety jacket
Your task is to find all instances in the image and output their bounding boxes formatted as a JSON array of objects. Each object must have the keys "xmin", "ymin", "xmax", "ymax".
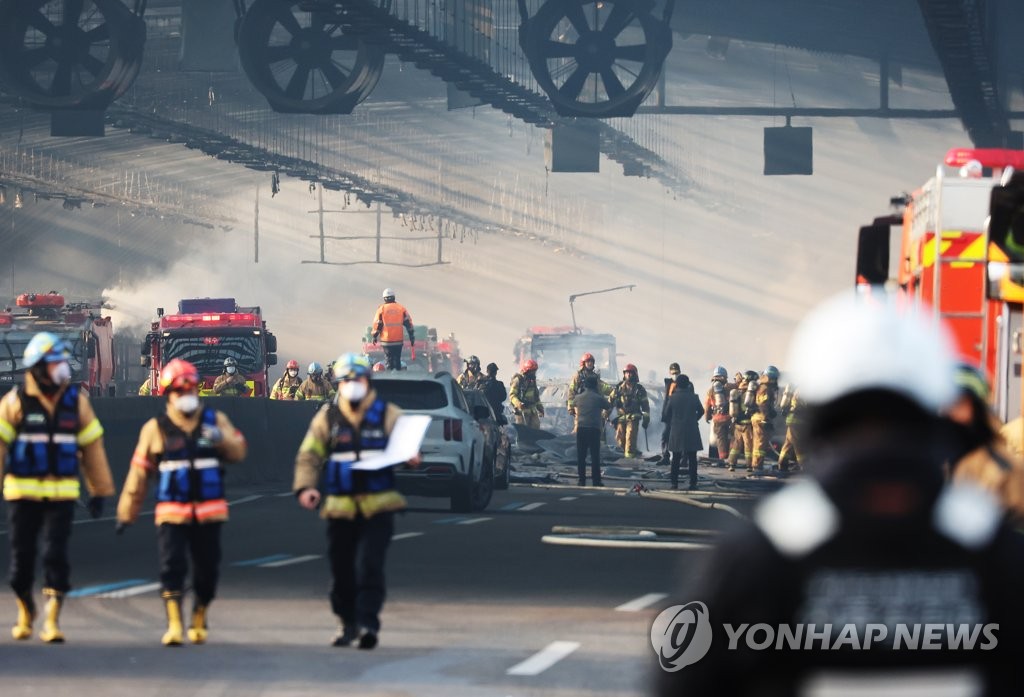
[
  {"xmin": 297, "ymin": 376, "xmax": 333, "ymax": 401},
  {"xmin": 457, "ymin": 368, "xmax": 483, "ymax": 390},
  {"xmin": 270, "ymin": 374, "xmax": 303, "ymax": 400},
  {"xmin": 610, "ymin": 381, "xmax": 649, "ymax": 421},
  {"xmin": 755, "ymin": 377, "xmax": 779, "ymax": 419},
  {"xmin": 567, "ymin": 368, "xmax": 611, "ymax": 410},
  {"xmin": 293, "ymin": 390, "xmax": 406, "ymax": 520},
  {"xmin": 0, "ymin": 376, "xmax": 113, "ymax": 502},
  {"xmin": 213, "ymin": 373, "xmax": 250, "ymax": 397},
  {"xmin": 372, "ymin": 301, "xmax": 414, "ymax": 345},
  {"xmin": 116, "ymin": 404, "xmax": 246, "ymax": 526},
  {"xmin": 509, "ymin": 372, "xmax": 541, "ymax": 412}
]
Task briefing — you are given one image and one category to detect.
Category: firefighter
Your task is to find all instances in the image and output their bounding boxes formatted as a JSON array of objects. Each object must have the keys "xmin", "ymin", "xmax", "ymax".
[
  {"xmin": 726, "ymin": 370, "xmax": 758, "ymax": 471},
  {"xmin": 750, "ymin": 365, "xmax": 780, "ymax": 471},
  {"xmin": 212, "ymin": 357, "xmax": 249, "ymax": 397},
  {"xmin": 704, "ymin": 366, "xmax": 734, "ymax": 465},
  {"xmin": 372, "ymin": 362, "xmax": 386, "ymax": 373},
  {"xmin": 509, "ymin": 359, "xmax": 544, "ymax": 429},
  {"xmin": 567, "ymin": 353, "xmax": 610, "ymax": 430},
  {"xmin": 293, "ymin": 353, "xmax": 417, "ymax": 649},
  {"xmin": 1, "ymin": 332, "xmax": 114, "ymax": 643},
  {"xmin": 777, "ymin": 384, "xmax": 805, "ymax": 472},
  {"xmin": 298, "ymin": 362, "xmax": 333, "ymax": 401},
  {"xmin": 479, "ymin": 362, "xmax": 508, "ymax": 424},
  {"xmin": 457, "ymin": 355, "xmax": 484, "ymax": 390},
  {"xmin": 270, "ymin": 360, "xmax": 303, "ymax": 400},
  {"xmin": 115, "ymin": 358, "xmax": 247, "ymax": 646},
  {"xmin": 609, "ymin": 364, "xmax": 650, "ymax": 458},
  {"xmin": 371, "ymin": 288, "xmax": 414, "ymax": 371}
]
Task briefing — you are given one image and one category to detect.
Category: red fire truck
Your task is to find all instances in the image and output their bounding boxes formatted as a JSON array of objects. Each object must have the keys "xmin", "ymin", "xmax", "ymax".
[
  {"xmin": 856, "ymin": 147, "xmax": 1024, "ymax": 421},
  {"xmin": 0, "ymin": 291, "xmax": 115, "ymax": 396},
  {"xmin": 142, "ymin": 298, "xmax": 278, "ymax": 396}
]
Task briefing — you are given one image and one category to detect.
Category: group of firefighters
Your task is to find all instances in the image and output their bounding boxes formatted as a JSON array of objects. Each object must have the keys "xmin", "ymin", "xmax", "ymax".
[{"xmin": 3, "ymin": 331, "xmax": 416, "ymax": 650}]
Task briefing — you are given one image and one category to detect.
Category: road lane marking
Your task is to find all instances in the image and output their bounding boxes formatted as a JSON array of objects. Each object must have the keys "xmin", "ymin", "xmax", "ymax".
[
  {"xmin": 559, "ymin": 496, "xmax": 578, "ymax": 501},
  {"xmin": 507, "ymin": 641, "xmax": 580, "ymax": 676},
  {"xmin": 392, "ymin": 532, "xmax": 424, "ymax": 540},
  {"xmin": 518, "ymin": 502, "xmax": 545, "ymax": 511},
  {"xmin": 229, "ymin": 495, "xmax": 263, "ymax": 505},
  {"xmin": 97, "ymin": 582, "xmax": 162, "ymax": 599},
  {"xmin": 433, "ymin": 517, "xmax": 468, "ymax": 524},
  {"xmin": 500, "ymin": 502, "xmax": 525, "ymax": 511},
  {"xmin": 456, "ymin": 517, "xmax": 492, "ymax": 525},
  {"xmin": 68, "ymin": 580, "xmax": 150, "ymax": 598},
  {"xmin": 234, "ymin": 554, "xmax": 291, "ymax": 567},
  {"xmin": 260, "ymin": 554, "xmax": 322, "ymax": 568},
  {"xmin": 615, "ymin": 593, "xmax": 668, "ymax": 612}
]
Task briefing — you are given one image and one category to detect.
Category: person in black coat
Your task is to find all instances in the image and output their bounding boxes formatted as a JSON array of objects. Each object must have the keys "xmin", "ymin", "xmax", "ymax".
[
  {"xmin": 480, "ymin": 363, "xmax": 508, "ymax": 425},
  {"xmin": 663, "ymin": 374, "xmax": 705, "ymax": 489}
]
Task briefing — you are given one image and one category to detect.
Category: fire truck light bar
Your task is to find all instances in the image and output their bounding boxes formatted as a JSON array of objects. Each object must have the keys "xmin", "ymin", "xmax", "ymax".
[{"xmin": 162, "ymin": 313, "xmax": 256, "ymax": 325}]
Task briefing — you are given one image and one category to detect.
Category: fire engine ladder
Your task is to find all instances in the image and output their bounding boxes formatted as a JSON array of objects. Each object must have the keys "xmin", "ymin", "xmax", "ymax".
[
  {"xmin": 932, "ymin": 231, "xmax": 989, "ymax": 362},
  {"xmin": 337, "ymin": 0, "xmax": 689, "ymax": 191}
]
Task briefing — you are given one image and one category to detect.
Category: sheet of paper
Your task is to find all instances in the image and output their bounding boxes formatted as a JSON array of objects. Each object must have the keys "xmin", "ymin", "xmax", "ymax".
[{"xmin": 350, "ymin": 414, "xmax": 432, "ymax": 471}]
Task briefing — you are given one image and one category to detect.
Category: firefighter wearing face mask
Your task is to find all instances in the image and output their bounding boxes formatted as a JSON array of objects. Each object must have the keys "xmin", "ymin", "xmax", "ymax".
[
  {"xmin": 704, "ymin": 366, "xmax": 734, "ymax": 465},
  {"xmin": 509, "ymin": 360, "xmax": 544, "ymax": 429},
  {"xmin": 751, "ymin": 365, "xmax": 781, "ymax": 471},
  {"xmin": 1, "ymin": 332, "xmax": 114, "ymax": 643},
  {"xmin": 298, "ymin": 362, "xmax": 333, "ymax": 401},
  {"xmin": 271, "ymin": 360, "xmax": 304, "ymax": 400},
  {"xmin": 115, "ymin": 359, "xmax": 247, "ymax": 646},
  {"xmin": 212, "ymin": 357, "xmax": 249, "ymax": 397},
  {"xmin": 293, "ymin": 353, "xmax": 417, "ymax": 650},
  {"xmin": 727, "ymin": 370, "xmax": 759, "ymax": 471},
  {"xmin": 609, "ymin": 364, "xmax": 650, "ymax": 458},
  {"xmin": 457, "ymin": 355, "xmax": 484, "ymax": 390}
]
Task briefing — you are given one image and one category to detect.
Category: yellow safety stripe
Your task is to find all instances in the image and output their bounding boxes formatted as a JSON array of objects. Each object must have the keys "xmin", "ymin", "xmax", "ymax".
[
  {"xmin": 3, "ymin": 476, "xmax": 80, "ymax": 500},
  {"xmin": 77, "ymin": 419, "xmax": 104, "ymax": 447},
  {"xmin": 300, "ymin": 435, "xmax": 327, "ymax": 458},
  {"xmin": 321, "ymin": 495, "xmax": 359, "ymax": 519},
  {"xmin": 0, "ymin": 419, "xmax": 18, "ymax": 445}
]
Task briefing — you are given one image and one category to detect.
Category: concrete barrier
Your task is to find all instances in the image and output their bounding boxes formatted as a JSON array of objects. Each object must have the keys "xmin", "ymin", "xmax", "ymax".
[{"xmin": 93, "ymin": 397, "xmax": 323, "ymax": 490}]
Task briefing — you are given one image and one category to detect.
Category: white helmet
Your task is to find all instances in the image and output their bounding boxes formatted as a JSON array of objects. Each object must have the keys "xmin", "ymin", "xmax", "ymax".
[
  {"xmin": 382, "ymin": 288, "xmax": 395, "ymax": 300},
  {"xmin": 787, "ymin": 291, "xmax": 958, "ymax": 412}
]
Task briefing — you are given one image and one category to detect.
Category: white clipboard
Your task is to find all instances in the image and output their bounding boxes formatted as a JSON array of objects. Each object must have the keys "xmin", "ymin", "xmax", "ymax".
[{"xmin": 349, "ymin": 414, "xmax": 431, "ymax": 471}]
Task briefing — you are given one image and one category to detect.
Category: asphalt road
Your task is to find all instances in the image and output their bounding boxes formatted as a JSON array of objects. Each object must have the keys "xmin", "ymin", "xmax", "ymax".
[{"xmin": 0, "ymin": 482, "xmax": 753, "ymax": 696}]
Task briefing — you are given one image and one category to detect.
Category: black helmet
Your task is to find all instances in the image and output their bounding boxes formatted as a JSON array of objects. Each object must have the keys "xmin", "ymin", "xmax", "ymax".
[
  {"xmin": 744, "ymin": 370, "xmax": 759, "ymax": 384},
  {"xmin": 467, "ymin": 355, "xmax": 480, "ymax": 368}
]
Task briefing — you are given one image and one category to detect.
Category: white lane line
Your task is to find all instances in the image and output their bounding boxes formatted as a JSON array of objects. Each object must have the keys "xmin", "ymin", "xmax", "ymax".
[
  {"xmin": 392, "ymin": 532, "xmax": 424, "ymax": 541},
  {"xmin": 456, "ymin": 517, "xmax": 492, "ymax": 525},
  {"xmin": 260, "ymin": 554, "xmax": 322, "ymax": 568},
  {"xmin": 507, "ymin": 641, "xmax": 580, "ymax": 676},
  {"xmin": 275, "ymin": 491, "xmax": 296, "ymax": 497},
  {"xmin": 518, "ymin": 502, "xmax": 546, "ymax": 511},
  {"xmin": 615, "ymin": 593, "xmax": 668, "ymax": 612},
  {"xmin": 229, "ymin": 495, "xmax": 263, "ymax": 505},
  {"xmin": 97, "ymin": 582, "xmax": 162, "ymax": 599},
  {"xmin": 559, "ymin": 496, "xmax": 578, "ymax": 501}
]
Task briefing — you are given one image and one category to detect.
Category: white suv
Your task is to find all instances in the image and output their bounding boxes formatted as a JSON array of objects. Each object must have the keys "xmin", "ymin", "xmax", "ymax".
[{"xmin": 371, "ymin": 371, "xmax": 494, "ymax": 512}]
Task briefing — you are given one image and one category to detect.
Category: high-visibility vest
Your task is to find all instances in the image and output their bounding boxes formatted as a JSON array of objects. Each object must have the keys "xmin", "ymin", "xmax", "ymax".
[
  {"xmin": 155, "ymin": 408, "xmax": 227, "ymax": 524},
  {"xmin": 375, "ymin": 302, "xmax": 409, "ymax": 343},
  {"xmin": 3, "ymin": 386, "xmax": 83, "ymax": 501},
  {"xmin": 325, "ymin": 400, "xmax": 394, "ymax": 497}
]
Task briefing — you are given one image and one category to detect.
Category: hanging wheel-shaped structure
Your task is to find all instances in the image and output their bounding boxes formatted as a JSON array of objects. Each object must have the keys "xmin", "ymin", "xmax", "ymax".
[
  {"xmin": 520, "ymin": 0, "xmax": 671, "ymax": 117},
  {"xmin": 0, "ymin": 0, "xmax": 146, "ymax": 109},
  {"xmin": 237, "ymin": 0, "xmax": 385, "ymax": 114}
]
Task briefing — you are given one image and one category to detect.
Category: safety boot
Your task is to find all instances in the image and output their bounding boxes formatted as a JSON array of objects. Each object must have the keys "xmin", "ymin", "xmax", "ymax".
[
  {"xmin": 38, "ymin": 588, "xmax": 65, "ymax": 643},
  {"xmin": 161, "ymin": 591, "xmax": 184, "ymax": 646},
  {"xmin": 187, "ymin": 604, "xmax": 208, "ymax": 644},
  {"xmin": 11, "ymin": 592, "xmax": 35, "ymax": 640}
]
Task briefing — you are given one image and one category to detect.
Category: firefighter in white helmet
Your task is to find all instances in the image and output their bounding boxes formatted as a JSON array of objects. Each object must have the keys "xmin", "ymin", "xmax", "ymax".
[{"xmin": 371, "ymin": 289, "xmax": 414, "ymax": 371}]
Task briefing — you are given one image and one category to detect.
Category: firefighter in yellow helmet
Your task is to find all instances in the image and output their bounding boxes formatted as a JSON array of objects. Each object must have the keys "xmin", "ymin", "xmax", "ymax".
[
  {"xmin": 270, "ymin": 360, "xmax": 304, "ymax": 400},
  {"xmin": 609, "ymin": 364, "xmax": 650, "ymax": 458},
  {"xmin": 116, "ymin": 358, "xmax": 247, "ymax": 646},
  {"xmin": 1, "ymin": 332, "xmax": 114, "ymax": 643},
  {"xmin": 727, "ymin": 371, "xmax": 758, "ymax": 471},
  {"xmin": 750, "ymin": 365, "xmax": 780, "ymax": 471},
  {"xmin": 509, "ymin": 360, "xmax": 544, "ymax": 429}
]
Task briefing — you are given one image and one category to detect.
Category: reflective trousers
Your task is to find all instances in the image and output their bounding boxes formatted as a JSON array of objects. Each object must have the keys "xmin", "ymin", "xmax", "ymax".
[
  {"xmin": 515, "ymin": 408, "xmax": 541, "ymax": 430},
  {"xmin": 711, "ymin": 419, "xmax": 732, "ymax": 461},
  {"xmin": 778, "ymin": 424, "xmax": 804, "ymax": 469},
  {"xmin": 728, "ymin": 422, "xmax": 753, "ymax": 466},
  {"xmin": 751, "ymin": 413, "xmax": 773, "ymax": 468},
  {"xmin": 616, "ymin": 418, "xmax": 641, "ymax": 457}
]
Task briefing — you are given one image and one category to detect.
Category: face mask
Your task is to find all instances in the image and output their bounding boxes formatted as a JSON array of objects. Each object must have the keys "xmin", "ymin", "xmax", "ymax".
[
  {"xmin": 288, "ymin": 369, "xmax": 298, "ymax": 378},
  {"xmin": 226, "ymin": 366, "xmax": 236, "ymax": 375},
  {"xmin": 340, "ymin": 380, "xmax": 368, "ymax": 402},
  {"xmin": 175, "ymin": 393, "xmax": 200, "ymax": 414},
  {"xmin": 48, "ymin": 361, "xmax": 72, "ymax": 385}
]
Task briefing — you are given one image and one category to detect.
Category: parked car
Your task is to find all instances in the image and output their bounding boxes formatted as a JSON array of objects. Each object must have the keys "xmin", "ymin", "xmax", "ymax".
[
  {"xmin": 463, "ymin": 388, "xmax": 512, "ymax": 490},
  {"xmin": 371, "ymin": 371, "xmax": 493, "ymax": 512}
]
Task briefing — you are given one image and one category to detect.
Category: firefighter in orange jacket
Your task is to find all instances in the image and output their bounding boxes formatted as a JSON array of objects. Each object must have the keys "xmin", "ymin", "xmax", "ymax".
[
  {"xmin": 116, "ymin": 358, "xmax": 247, "ymax": 646},
  {"xmin": 371, "ymin": 288, "xmax": 414, "ymax": 371},
  {"xmin": 1, "ymin": 332, "xmax": 114, "ymax": 643}
]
